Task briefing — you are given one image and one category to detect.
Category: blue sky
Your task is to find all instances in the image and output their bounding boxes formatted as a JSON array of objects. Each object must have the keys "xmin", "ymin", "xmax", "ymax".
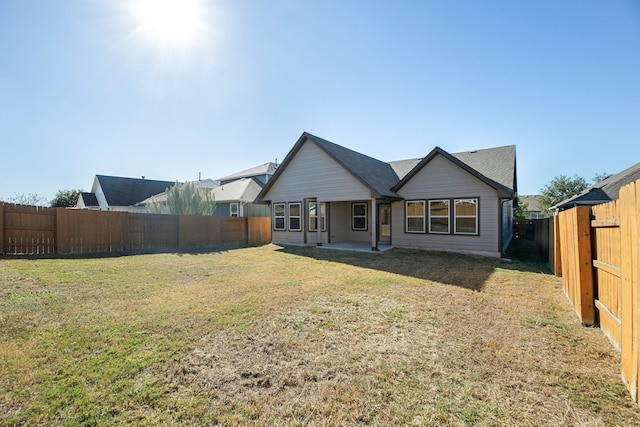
[{"xmin": 1, "ymin": 0, "xmax": 639, "ymax": 203}]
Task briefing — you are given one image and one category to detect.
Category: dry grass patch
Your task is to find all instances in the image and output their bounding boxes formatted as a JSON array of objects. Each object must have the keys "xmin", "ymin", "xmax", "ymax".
[{"xmin": 1, "ymin": 244, "xmax": 639, "ymax": 426}]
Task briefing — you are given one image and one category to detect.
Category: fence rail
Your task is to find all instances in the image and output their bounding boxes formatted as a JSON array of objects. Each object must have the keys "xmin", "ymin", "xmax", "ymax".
[
  {"xmin": 555, "ymin": 178, "xmax": 640, "ymax": 403},
  {"xmin": 0, "ymin": 203, "xmax": 271, "ymax": 257}
]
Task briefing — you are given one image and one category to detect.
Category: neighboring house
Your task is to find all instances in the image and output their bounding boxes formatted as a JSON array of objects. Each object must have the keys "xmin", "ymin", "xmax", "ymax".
[
  {"xmin": 134, "ymin": 164, "xmax": 275, "ymax": 217},
  {"xmin": 135, "ymin": 178, "xmax": 218, "ymax": 213},
  {"xmin": 76, "ymin": 175, "xmax": 175, "ymax": 212},
  {"xmin": 257, "ymin": 132, "xmax": 517, "ymax": 258},
  {"xmin": 76, "ymin": 192, "xmax": 100, "ymax": 209},
  {"xmin": 216, "ymin": 162, "xmax": 277, "ymax": 186},
  {"xmin": 552, "ymin": 161, "xmax": 640, "ymax": 211},
  {"xmin": 520, "ymin": 195, "xmax": 544, "ymax": 219},
  {"xmin": 211, "ymin": 178, "xmax": 270, "ymax": 217}
]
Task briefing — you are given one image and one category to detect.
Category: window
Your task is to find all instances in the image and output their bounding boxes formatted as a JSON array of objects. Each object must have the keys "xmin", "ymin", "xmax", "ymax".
[
  {"xmin": 289, "ymin": 202, "xmax": 301, "ymax": 231},
  {"xmin": 429, "ymin": 200, "xmax": 450, "ymax": 234},
  {"xmin": 405, "ymin": 201, "xmax": 425, "ymax": 233},
  {"xmin": 230, "ymin": 202, "xmax": 239, "ymax": 217},
  {"xmin": 352, "ymin": 203, "xmax": 367, "ymax": 230},
  {"xmin": 273, "ymin": 203, "xmax": 285, "ymax": 230},
  {"xmin": 308, "ymin": 201, "xmax": 327, "ymax": 231},
  {"xmin": 454, "ymin": 199, "xmax": 478, "ymax": 234}
]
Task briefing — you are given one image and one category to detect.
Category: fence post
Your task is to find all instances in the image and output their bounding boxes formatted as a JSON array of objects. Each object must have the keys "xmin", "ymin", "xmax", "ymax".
[
  {"xmin": 0, "ymin": 203, "xmax": 4, "ymax": 254},
  {"xmin": 620, "ymin": 181, "xmax": 640, "ymax": 402},
  {"xmin": 554, "ymin": 214, "xmax": 562, "ymax": 277},
  {"xmin": 576, "ymin": 206, "xmax": 595, "ymax": 325}
]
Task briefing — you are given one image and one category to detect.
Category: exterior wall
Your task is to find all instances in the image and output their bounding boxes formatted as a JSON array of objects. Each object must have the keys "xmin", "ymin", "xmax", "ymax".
[
  {"xmin": 328, "ymin": 201, "xmax": 371, "ymax": 244},
  {"xmin": 501, "ymin": 199, "xmax": 514, "ymax": 251},
  {"xmin": 243, "ymin": 203, "xmax": 270, "ymax": 217},
  {"xmin": 265, "ymin": 141, "xmax": 373, "ymax": 246},
  {"xmin": 392, "ymin": 155, "xmax": 502, "ymax": 257},
  {"xmin": 209, "ymin": 203, "xmax": 269, "ymax": 217},
  {"xmin": 263, "ymin": 142, "xmax": 372, "ymax": 203},
  {"xmin": 214, "ymin": 203, "xmax": 232, "ymax": 217},
  {"xmin": 92, "ymin": 178, "xmax": 108, "ymax": 210}
]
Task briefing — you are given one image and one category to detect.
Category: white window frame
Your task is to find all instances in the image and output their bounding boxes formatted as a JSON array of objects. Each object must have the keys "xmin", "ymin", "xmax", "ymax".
[
  {"xmin": 428, "ymin": 199, "xmax": 450, "ymax": 234},
  {"xmin": 405, "ymin": 200, "xmax": 425, "ymax": 233},
  {"xmin": 308, "ymin": 201, "xmax": 327, "ymax": 232},
  {"xmin": 352, "ymin": 202, "xmax": 368, "ymax": 231},
  {"xmin": 288, "ymin": 202, "xmax": 302, "ymax": 231},
  {"xmin": 273, "ymin": 203, "xmax": 286, "ymax": 231},
  {"xmin": 454, "ymin": 198, "xmax": 478, "ymax": 235},
  {"xmin": 230, "ymin": 202, "xmax": 239, "ymax": 217}
]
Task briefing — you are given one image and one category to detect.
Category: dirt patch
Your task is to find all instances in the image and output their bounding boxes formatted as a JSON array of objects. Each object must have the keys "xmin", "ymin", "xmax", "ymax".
[{"xmin": 168, "ymin": 294, "xmax": 439, "ymax": 423}]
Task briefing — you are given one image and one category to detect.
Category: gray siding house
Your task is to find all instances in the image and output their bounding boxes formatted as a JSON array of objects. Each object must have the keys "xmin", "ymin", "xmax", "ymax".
[{"xmin": 257, "ymin": 132, "xmax": 517, "ymax": 258}]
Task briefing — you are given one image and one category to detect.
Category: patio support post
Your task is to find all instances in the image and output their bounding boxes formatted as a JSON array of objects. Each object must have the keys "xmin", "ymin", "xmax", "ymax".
[
  {"xmin": 371, "ymin": 198, "xmax": 378, "ymax": 251},
  {"xmin": 317, "ymin": 198, "xmax": 322, "ymax": 246}
]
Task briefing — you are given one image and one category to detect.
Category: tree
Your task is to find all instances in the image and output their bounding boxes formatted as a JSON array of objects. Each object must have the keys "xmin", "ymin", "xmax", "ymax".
[
  {"xmin": 592, "ymin": 172, "xmax": 611, "ymax": 184},
  {"xmin": 538, "ymin": 174, "xmax": 589, "ymax": 216},
  {"xmin": 147, "ymin": 182, "xmax": 216, "ymax": 215},
  {"xmin": 50, "ymin": 189, "xmax": 83, "ymax": 208},
  {"xmin": 513, "ymin": 197, "xmax": 529, "ymax": 220},
  {"xmin": 3, "ymin": 192, "xmax": 47, "ymax": 206}
]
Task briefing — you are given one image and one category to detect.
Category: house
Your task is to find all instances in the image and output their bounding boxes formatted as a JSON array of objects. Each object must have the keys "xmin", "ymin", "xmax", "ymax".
[
  {"xmin": 76, "ymin": 175, "xmax": 176, "ymax": 212},
  {"xmin": 216, "ymin": 162, "xmax": 277, "ymax": 186},
  {"xmin": 133, "ymin": 163, "xmax": 276, "ymax": 217},
  {"xmin": 210, "ymin": 178, "xmax": 270, "ymax": 217},
  {"xmin": 520, "ymin": 195, "xmax": 544, "ymax": 219},
  {"xmin": 257, "ymin": 132, "xmax": 517, "ymax": 258},
  {"xmin": 552, "ymin": 161, "xmax": 640, "ymax": 211}
]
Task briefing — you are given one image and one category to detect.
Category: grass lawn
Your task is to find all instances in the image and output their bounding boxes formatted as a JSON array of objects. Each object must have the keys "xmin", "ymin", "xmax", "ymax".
[{"xmin": 1, "ymin": 244, "xmax": 638, "ymax": 426}]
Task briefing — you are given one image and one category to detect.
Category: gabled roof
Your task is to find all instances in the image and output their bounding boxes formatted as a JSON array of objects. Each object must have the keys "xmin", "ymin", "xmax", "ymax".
[
  {"xmin": 520, "ymin": 195, "xmax": 541, "ymax": 212},
  {"xmin": 259, "ymin": 132, "xmax": 402, "ymax": 201},
  {"xmin": 78, "ymin": 192, "xmax": 99, "ymax": 207},
  {"xmin": 212, "ymin": 178, "xmax": 264, "ymax": 203},
  {"xmin": 451, "ymin": 145, "xmax": 517, "ymax": 193},
  {"xmin": 552, "ymin": 161, "xmax": 640, "ymax": 210},
  {"xmin": 392, "ymin": 146, "xmax": 516, "ymax": 197},
  {"xmin": 388, "ymin": 158, "xmax": 422, "ymax": 180},
  {"xmin": 217, "ymin": 162, "xmax": 277, "ymax": 183},
  {"xmin": 96, "ymin": 175, "xmax": 175, "ymax": 207}
]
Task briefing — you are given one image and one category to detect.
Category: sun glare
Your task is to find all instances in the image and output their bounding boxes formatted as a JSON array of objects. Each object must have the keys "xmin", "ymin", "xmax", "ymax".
[{"xmin": 131, "ymin": 0, "xmax": 209, "ymax": 50}]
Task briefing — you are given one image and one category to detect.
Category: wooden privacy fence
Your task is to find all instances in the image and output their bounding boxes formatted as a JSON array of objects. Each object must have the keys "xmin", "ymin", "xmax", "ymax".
[
  {"xmin": 0, "ymin": 203, "xmax": 272, "ymax": 256},
  {"xmin": 514, "ymin": 218, "xmax": 552, "ymax": 260},
  {"xmin": 555, "ymin": 178, "xmax": 640, "ymax": 403}
]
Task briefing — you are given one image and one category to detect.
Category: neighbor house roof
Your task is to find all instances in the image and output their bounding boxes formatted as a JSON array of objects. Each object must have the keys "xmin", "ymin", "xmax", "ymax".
[
  {"xmin": 217, "ymin": 162, "xmax": 277, "ymax": 183},
  {"xmin": 96, "ymin": 175, "xmax": 175, "ymax": 207},
  {"xmin": 211, "ymin": 178, "xmax": 264, "ymax": 203},
  {"xmin": 520, "ymin": 195, "xmax": 541, "ymax": 212},
  {"xmin": 388, "ymin": 158, "xmax": 422, "ymax": 180},
  {"xmin": 136, "ymin": 179, "xmax": 219, "ymax": 206},
  {"xmin": 552, "ymin": 161, "xmax": 640, "ymax": 210},
  {"xmin": 78, "ymin": 192, "xmax": 99, "ymax": 207}
]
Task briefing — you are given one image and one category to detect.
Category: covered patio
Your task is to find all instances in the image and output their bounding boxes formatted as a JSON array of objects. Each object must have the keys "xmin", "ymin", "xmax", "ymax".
[{"xmin": 317, "ymin": 242, "xmax": 393, "ymax": 253}]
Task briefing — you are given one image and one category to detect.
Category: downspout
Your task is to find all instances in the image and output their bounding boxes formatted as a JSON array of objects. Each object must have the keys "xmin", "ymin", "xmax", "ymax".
[{"xmin": 371, "ymin": 198, "xmax": 378, "ymax": 251}]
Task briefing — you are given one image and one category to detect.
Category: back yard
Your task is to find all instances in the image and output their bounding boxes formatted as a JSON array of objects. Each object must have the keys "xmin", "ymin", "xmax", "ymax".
[{"xmin": 1, "ymin": 244, "xmax": 638, "ymax": 426}]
